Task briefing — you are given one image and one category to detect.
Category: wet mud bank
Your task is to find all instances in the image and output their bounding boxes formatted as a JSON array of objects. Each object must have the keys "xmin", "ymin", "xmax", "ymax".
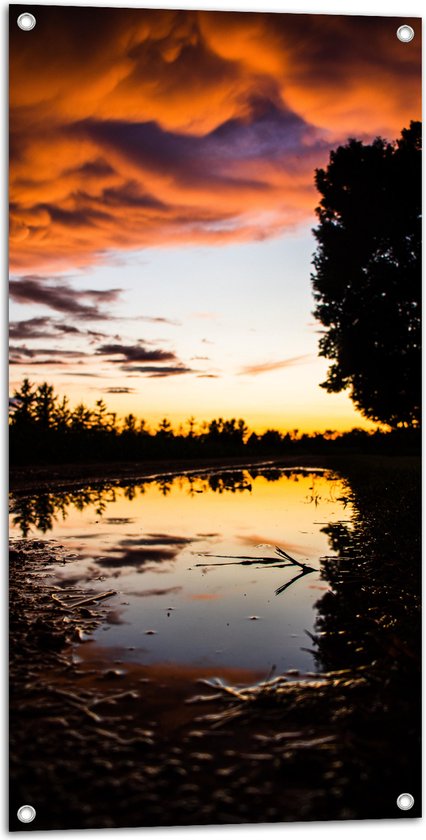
[{"xmin": 10, "ymin": 454, "xmax": 327, "ymax": 495}]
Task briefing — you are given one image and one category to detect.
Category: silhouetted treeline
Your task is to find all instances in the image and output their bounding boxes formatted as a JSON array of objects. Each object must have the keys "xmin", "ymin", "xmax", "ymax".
[{"xmin": 9, "ymin": 379, "xmax": 420, "ymax": 465}]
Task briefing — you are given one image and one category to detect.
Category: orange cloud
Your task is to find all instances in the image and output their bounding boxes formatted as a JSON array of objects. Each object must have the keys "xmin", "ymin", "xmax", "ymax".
[
  {"xmin": 10, "ymin": 8, "xmax": 421, "ymax": 272},
  {"xmin": 239, "ymin": 356, "xmax": 312, "ymax": 376}
]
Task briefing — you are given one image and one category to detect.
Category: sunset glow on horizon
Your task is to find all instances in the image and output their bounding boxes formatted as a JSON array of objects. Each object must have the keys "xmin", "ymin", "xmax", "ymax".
[{"xmin": 9, "ymin": 6, "xmax": 421, "ymax": 434}]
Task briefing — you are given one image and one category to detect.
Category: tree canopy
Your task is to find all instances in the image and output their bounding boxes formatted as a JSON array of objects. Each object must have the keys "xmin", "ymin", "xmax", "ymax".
[{"xmin": 311, "ymin": 121, "xmax": 421, "ymax": 428}]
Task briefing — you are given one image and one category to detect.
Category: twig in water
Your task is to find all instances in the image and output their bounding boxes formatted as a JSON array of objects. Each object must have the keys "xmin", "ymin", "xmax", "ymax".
[
  {"xmin": 274, "ymin": 545, "xmax": 313, "ymax": 570},
  {"xmin": 51, "ymin": 590, "xmax": 116, "ymax": 610},
  {"xmin": 274, "ymin": 566, "xmax": 314, "ymax": 596}
]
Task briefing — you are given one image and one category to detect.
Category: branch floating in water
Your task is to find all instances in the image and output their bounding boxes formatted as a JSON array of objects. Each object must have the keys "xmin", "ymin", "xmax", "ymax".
[{"xmin": 51, "ymin": 590, "xmax": 116, "ymax": 610}]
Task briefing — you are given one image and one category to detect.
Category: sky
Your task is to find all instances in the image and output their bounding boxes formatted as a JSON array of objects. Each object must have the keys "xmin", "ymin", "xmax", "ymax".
[{"xmin": 9, "ymin": 5, "xmax": 421, "ymax": 433}]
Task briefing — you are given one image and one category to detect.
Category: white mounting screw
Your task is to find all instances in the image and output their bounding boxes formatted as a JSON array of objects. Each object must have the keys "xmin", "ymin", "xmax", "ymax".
[
  {"xmin": 397, "ymin": 25, "xmax": 415, "ymax": 42},
  {"xmin": 397, "ymin": 793, "xmax": 414, "ymax": 811},
  {"xmin": 17, "ymin": 805, "xmax": 36, "ymax": 823},
  {"xmin": 17, "ymin": 13, "xmax": 36, "ymax": 31}
]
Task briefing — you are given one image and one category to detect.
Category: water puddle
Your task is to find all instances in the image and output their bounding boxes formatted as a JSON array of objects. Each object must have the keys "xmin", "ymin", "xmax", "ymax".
[{"xmin": 10, "ymin": 467, "xmax": 353, "ymax": 680}]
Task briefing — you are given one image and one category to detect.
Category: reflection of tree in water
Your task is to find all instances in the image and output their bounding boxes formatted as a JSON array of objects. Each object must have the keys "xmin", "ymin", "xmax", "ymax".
[
  {"xmin": 10, "ymin": 486, "xmax": 118, "ymax": 537},
  {"xmin": 247, "ymin": 468, "xmax": 282, "ymax": 483},
  {"xmin": 247, "ymin": 467, "xmax": 326, "ymax": 484},
  {"xmin": 10, "ymin": 467, "xmax": 350, "ymax": 538},
  {"xmin": 312, "ymin": 459, "xmax": 420, "ymax": 676},
  {"xmin": 303, "ymin": 459, "xmax": 421, "ymax": 816},
  {"xmin": 156, "ymin": 478, "xmax": 173, "ymax": 496},
  {"xmin": 122, "ymin": 484, "xmax": 142, "ymax": 501},
  {"xmin": 10, "ymin": 468, "xmax": 291, "ymax": 536},
  {"xmin": 207, "ymin": 472, "xmax": 252, "ymax": 494}
]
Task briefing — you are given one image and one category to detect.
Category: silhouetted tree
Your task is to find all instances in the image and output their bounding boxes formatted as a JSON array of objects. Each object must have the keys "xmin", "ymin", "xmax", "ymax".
[
  {"xmin": 156, "ymin": 418, "xmax": 173, "ymax": 438},
  {"xmin": 34, "ymin": 383, "xmax": 57, "ymax": 428},
  {"xmin": 53, "ymin": 396, "xmax": 71, "ymax": 431},
  {"xmin": 186, "ymin": 416, "xmax": 196, "ymax": 438},
  {"xmin": 260, "ymin": 430, "xmax": 283, "ymax": 450},
  {"xmin": 93, "ymin": 399, "xmax": 117, "ymax": 433},
  {"xmin": 70, "ymin": 403, "xmax": 93, "ymax": 432},
  {"xmin": 123, "ymin": 413, "xmax": 137, "ymax": 434},
  {"xmin": 312, "ymin": 121, "xmax": 421, "ymax": 427},
  {"xmin": 10, "ymin": 378, "xmax": 36, "ymax": 426}
]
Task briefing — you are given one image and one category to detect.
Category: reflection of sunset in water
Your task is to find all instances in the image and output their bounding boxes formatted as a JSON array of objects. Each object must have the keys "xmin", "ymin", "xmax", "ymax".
[{"xmin": 10, "ymin": 469, "xmax": 353, "ymax": 678}]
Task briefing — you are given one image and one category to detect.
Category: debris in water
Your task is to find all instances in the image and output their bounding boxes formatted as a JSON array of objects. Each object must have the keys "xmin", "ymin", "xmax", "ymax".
[{"xmin": 99, "ymin": 669, "xmax": 125, "ymax": 680}]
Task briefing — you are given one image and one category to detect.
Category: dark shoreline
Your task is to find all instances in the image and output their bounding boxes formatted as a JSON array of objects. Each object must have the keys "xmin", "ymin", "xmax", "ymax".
[
  {"xmin": 9, "ymin": 453, "xmax": 329, "ymax": 494},
  {"xmin": 10, "ymin": 452, "xmax": 420, "ymax": 497}
]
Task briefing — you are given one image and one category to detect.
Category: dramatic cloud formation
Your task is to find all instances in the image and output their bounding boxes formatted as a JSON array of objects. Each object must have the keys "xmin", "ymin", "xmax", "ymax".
[
  {"xmin": 9, "ymin": 316, "xmax": 113, "ymax": 341},
  {"xmin": 9, "ymin": 333, "xmax": 191, "ymax": 378},
  {"xmin": 8, "ymin": 7, "xmax": 421, "ymax": 436},
  {"xmin": 62, "ymin": 372, "xmax": 102, "ymax": 378},
  {"xmin": 94, "ymin": 341, "xmax": 193, "ymax": 376},
  {"xmin": 9, "ymin": 359, "xmax": 68, "ymax": 367},
  {"xmin": 9, "ymin": 345, "xmax": 85, "ymax": 360},
  {"xmin": 10, "ymin": 317, "xmax": 80, "ymax": 340},
  {"xmin": 10, "ymin": 8, "xmax": 421, "ymax": 271},
  {"xmin": 9, "ymin": 276, "xmax": 121, "ymax": 319},
  {"xmin": 9, "ymin": 341, "xmax": 91, "ymax": 367},
  {"xmin": 120, "ymin": 365, "xmax": 195, "ymax": 378},
  {"xmin": 105, "ymin": 387, "xmax": 136, "ymax": 394},
  {"xmin": 239, "ymin": 355, "xmax": 312, "ymax": 375},
  {"xmin": 95, "ymin": 342, "xmax": 176, "ymax": 363},
  {"xmin": 138, "ymin": 315, "xmax": 180, "ymax": 326}
]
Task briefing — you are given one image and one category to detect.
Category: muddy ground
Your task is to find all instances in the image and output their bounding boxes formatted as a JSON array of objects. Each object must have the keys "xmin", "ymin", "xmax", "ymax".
[{"xmin": 9, "ymin": 539, "xmax": 350, "ymax": 830}]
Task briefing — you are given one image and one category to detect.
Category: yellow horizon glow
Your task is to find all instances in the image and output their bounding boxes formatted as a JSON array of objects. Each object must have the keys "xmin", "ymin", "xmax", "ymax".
[{"xmin": 9, "ymin": 370, "xmax": 379, "ymax": 436}]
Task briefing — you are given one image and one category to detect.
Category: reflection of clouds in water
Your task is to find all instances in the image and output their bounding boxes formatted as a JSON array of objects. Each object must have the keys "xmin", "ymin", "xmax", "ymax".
[
  {"xmin": 188, "ymin": 593, "xmax": 222, "ymax": 601},
  {"xmin": 196, "ymin": 532, "xmax": 220, "ymax": 538},
  {"xmin": 308, "ymin": 584, "xmax": 330, "ymax": 591},
  {"xmin": 97, "ymin": 547, "xmax": 179, "ymax": 568},
  {"xmin": 118, "ymin": 534, "xmax": 194, "ymax": 547},
  {"xmin": 106, "ymin": 609, "xmax": 128, "ymax": 625},
  {"xmin": 125, "ymin": 586, "xmax": 182, "ymax": 597},
  {"xmin": 138, "ymin": 566, "xmax": 174, "ymax": 575},
  {"xmin": 94, "ymin": 533, "xmax": 202, "ymax": 574},
  {"xmin": 54, "ymin": 563, "xmax": 108, "ymax": 585},
  {"xmin": 238, "ymin": 533, "xmax": 316, "ymax": 557}
]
